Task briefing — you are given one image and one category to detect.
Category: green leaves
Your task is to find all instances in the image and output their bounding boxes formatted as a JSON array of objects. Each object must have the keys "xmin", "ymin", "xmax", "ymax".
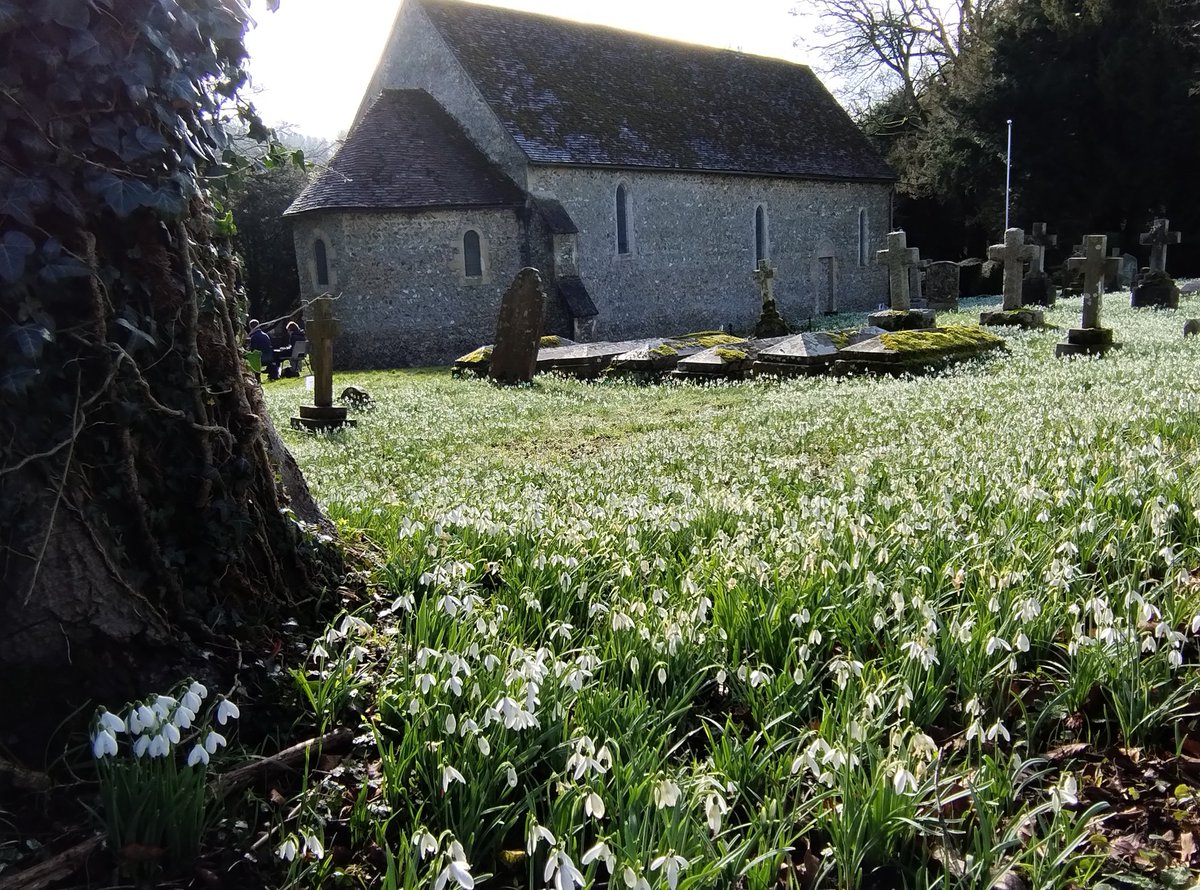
[{"xmin": 0, "ymin": 231, "xmax": 34, "ymax": 282}]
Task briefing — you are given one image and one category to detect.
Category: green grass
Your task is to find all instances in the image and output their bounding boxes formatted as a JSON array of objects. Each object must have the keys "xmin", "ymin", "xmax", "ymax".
[{"xmin": 264, "ymin": 294, "xmax": 1200, "ymax": 889}]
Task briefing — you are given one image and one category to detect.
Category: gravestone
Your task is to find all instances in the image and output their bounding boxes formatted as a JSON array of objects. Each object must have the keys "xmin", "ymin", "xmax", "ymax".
[
  {"xmin": 980, "ymin": 227, "xmax": 1044, "ymax": 327},
  {"xmin": 674, "ymin": 337, "xmax": 789, "ymax": 380},
  {"xmin": 1133, "ymin": 218, "xmax": 1183, "ymax": 309},
  {"xmin": 1023, "ymin": 227, "xmax": 1058, "ymax": 306},
  {"xmin": 1058, "ymin": 236, "xmax": 1121, "ymax": 358},
  {"xmin": 753, "ymin": 261, "xmax": 789, "ymax": 337},
  {"xmin": 1029, "ymin": 222, "xmax": 1058, "ymax": 249},
  {"xmin": 869, "ymin": 231, "xmax": 935, "ymax": 330},
  {"xmin": 925, "ymin": 262, "xmax": 960, "ymax": 310},
  {"xmin": 1140, "ymin": 218, "xmax": 1181, "ymax": 274},
  {"xmin": 291, "ymin": 295, "xmax": 355, "ymax": 431},
  {"xmin": 490, "ymin": 268, "xmax": 547, "ymax": 385}
]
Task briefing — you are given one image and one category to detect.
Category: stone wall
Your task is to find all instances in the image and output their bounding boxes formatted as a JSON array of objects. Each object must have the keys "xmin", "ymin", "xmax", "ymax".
[
  {"xmin": 527, "ymin": 166, "xmax": 892, "ymax": 339},
  {"xmin": 357, "ymin": 0, "xmax": 529, "ymax": 184},
  {"xmin": 292, "ymin": 208, "xmax": 526, "ymax": 368}
]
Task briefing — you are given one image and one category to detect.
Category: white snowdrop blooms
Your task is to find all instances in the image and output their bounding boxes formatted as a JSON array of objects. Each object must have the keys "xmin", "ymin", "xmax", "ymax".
[
  {"xmin": 412, "ymin": 828, "xmax": 438, "ymax": 860},
  {"xmin": 204, "ymin": 730, "xmax": 226, "ymax": 754},
  {"xmin": 985, "ymin": 720, "xmax": 1010, "ymax": 743},
  {"xmin": 92, "ymin": 729, "xmax": 118, "ymax": 759},
  {"xmin": 1050, "ymin": 774, "xmax": 1079, "ymax": 810},
  {"xmin": 172, "ymin": 705, "xmax": 195, "ymax": 730},
  {"xmin": 276, "ymin": 836, "xmax": 298, "ymax": 861},
  {"xmin": 132, "ymin": 734, "xmax": 151, "ymax": 758},
  {"xmin": 303, "ymin": 833, "xmax": 325, "ymax": 860},
  {"xmin": 506, "ymin": 765, "xmax": 518, "ymax": 789},
  {"xmin": 705, "ymin": 793, "xmax": 728, "ymax": 833},
  {"xmin": 526, "ymin": 821, "xmax": 556, "ymax": 855},
  {"xmin": 622, "ymin": 865, "xmax": 652, "ymax": 890},
  {"xmin": 545, "ymin": 848, "xmax": 586, "ymax": 890},
  {"xmin": 151, "ymin": 695, "xmax": 176, "ymax": 720},
  {"xmin": 653, "ymin": 777, "xmax": 681, "ymax": 809},
  {"xmin": 188, "ymin": 680, "xmax": 207, "ymax": 700},
  {"xmin": 892, "ymin": 765, "xmax": 917, "ymax": 795},
  {"xmin": 584, "ymin": 789, "xmax": 606, "ymax": 819},
  {"xmin": 650, "ymin": 852, "xmax": 689, "ymax": 890},
  {"xmin": 441, "ymin": 764, "xmax": 466, "ymax": 793},
  {"xmin": 187, "ymin": 743, "xmax": 210, "ymax": 766},
  {"xmin": 215, "ymin": 696, "xmax": 240, "ymax": 725},
  {"xmin": 96, "ymin": 709, "xmax": 125, "ymax": 736}
]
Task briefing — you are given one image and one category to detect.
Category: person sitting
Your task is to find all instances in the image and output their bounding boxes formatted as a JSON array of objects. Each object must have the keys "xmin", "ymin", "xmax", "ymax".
[
  {"xmin": 285, "ymin": 320, "xmax": 306, "ymax": 376},
  {"xmin": 248, "ymin": 319, "xmax": 279, "ymax": 380}
]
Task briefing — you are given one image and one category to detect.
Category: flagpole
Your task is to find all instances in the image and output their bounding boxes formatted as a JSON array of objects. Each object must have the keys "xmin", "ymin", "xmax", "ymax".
[{"xmin": 1005, "ymin": 119, "xmax": 1013, "ymax": 231}]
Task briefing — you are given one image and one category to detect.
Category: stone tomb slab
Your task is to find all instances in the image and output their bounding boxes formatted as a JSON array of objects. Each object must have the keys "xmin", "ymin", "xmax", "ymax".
[
  {"xmin": 536, "ymin": 339, "xmax": 661, "ymax": 378},
  {"xmin": 832, "ymin": 326, "xmax": 1006, "ymax": 376},
  {"xmin": 979, "ymin": 307, "xmax": 1046, "ymax": 329},
  {"xmin": 866, "ymin": 308, "xmax": 937, "ymax": 332},
  {"xmin": 673, "ymin": 337, "xmax": 790, "ymax": 380},
  {"xmin": 607, "ymin": 333, "xmax": 747, "ymax": 376},
  {"xmin": 751, "ymin": 326, "xmax": 886, "ymax": 377}
]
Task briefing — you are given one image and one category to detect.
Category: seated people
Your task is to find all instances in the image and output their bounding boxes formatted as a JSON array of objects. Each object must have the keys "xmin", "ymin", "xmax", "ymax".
[
  {"xmin": 248, "ymin": 319, "xmax": 280, "ymax": 380},
  {"xmin": 285, "ymin": 320, "xmax": 306, "ymax": 375}
]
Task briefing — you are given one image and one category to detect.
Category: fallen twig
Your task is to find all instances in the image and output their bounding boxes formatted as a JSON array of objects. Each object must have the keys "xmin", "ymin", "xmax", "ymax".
[
  {"xmin": 0, "ymin": 834, "xmax": 103, "ymax": 890},
  {"xmin": 216, "ymin": 727, "xmax": 355, "ymax": 796}
]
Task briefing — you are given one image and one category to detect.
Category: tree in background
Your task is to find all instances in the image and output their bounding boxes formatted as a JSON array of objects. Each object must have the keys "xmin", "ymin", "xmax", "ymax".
[{"xmin": 0, "ymin": 0, "xmax": 335, "ymax": 750}]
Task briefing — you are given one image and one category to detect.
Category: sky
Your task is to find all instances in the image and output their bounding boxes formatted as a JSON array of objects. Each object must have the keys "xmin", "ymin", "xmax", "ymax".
[{"xmin": 243, "ymin": 0, "xmax": 819, "ymax": 141}]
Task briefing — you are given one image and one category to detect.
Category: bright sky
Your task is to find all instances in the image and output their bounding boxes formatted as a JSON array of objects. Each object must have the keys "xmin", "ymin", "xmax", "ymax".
[{"xmin": 243, "ymin": 0, "xmax": 818, "ymax": 140}]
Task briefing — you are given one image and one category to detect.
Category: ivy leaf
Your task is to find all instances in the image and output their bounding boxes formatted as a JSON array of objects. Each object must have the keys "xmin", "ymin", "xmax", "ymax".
[
  {"xmin": 39, "ymin": 255, "xmax": 91, "ymax": 281},
  {"xmin": 37, "ymin": 0, "xmax": 90, "ymax": 30},
  {"xmin": 0, "ymin": 230, "xmax": 35, "ymax": 282},
  {"xmin": 0, "ymin": 366, "xmax": 39, "ymax": 398},
  {"xmin": 115, "ymin": 316, "xmax": 156, "ymax": 350},
  {"xmin": 88, "ymin": 173, "xmax": 154, "ymax": 217},
  {"xmin": 5, "ymin": 321, "xmax": 53, "ymax": 360},
  {"xmin": 68, "ymin": 30, "xmax": 100, "ymax": 61}
]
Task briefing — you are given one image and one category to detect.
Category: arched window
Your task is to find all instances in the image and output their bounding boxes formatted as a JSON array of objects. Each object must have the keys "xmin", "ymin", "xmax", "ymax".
[
  {"xmin": 754, "ymin": 205, "xmax": 767, "ymax": 265},
  {"xmin": 858, "ymin": 209, "xmax": 868, "ymax": 266},
  {"xmin": 615, "ymin": 184, "xmax": 630, "ymax": 255},
  {"xmin": 463, "ymin": 230, "xmax": 482, "ymax": 278},
  {"xmin": 314, "ymin": 238, "xmax": 329, "ymax": 286}
]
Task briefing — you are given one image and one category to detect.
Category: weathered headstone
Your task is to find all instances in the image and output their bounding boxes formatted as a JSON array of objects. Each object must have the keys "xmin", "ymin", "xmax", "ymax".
[
  {"xmin": 1029, "ymin": 222, "xmax": 1058, "ymax": 249},
  {"xmin": 980, "ymin": 227, "xmax": 1044, "ymax": 327},
  {"xmin": 1140, "ymin": 218, "xmax": 1181, "ymax": 275},
  {"xmin": 869, "ymin": 232, "xmax": 935, "ymax": 330},
  {"xmin": 877, "ymin": 231, "xmax": 918, "ymax": 311},
  {"xmin": 1118, "ymin": 254, "xmax": 1138, "ymax": 289},
  {"xmin": 1058, "ymin": 236, "xmax": 1121, "ymax": 358},
  {"xmin": 753, "ymin": 260, "xmax": 789, "ymax": 337},
  {"xmin": 490, "ymin": 267, "xmax": 547, "ymax": 385},
  {"xmin": 1021, "ymin": 243, "xmax": 1056, "ymax": 307},
  {"xmin": 291, "ymin": 295, "xmax": 355, "ymax": 431},
  {"xmin": 988, "ymin": 228, "xmax": 1037, "ymax": 311},
  {"xmin": 925, "ymin": 261, "xmax": 960, "ymax": 310}
]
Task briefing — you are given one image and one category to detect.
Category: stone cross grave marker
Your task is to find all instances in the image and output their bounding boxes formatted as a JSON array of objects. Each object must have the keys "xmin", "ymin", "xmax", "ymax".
[
  {"xmin": 1081, "ymin": 292, "xmax": 1101, "ymax": 329},
  {"xmin": 753, "ymin": 260, "xmax": 776, "ymax": 306},
  {"xmin": 490, "ymin": 267, "xmax": 547, "ymax": 385},
  {"xmin": 1067, "ymin": 234, "xmax": 1120, "ymax": 299},
  {"xmin": 1139, "ymin": 218, "xmax": 1181, "ymax": 274},
  {"xmin": 987, "ymin": 227, "xmax": 1038, "ymax": 310},
  {"xmin": 291, "ymin": 295, "xmax": 353, "ymax": 430},
  {"xmin": 1029, "ymin": 222, "xmax": 1058, "ymax": 248},
  {"xmin": 876, "ymin": 231, "xmax": 919, "ymax": 312},
  {"xmin": 307, "ymin": 295, "xmax": 340, "ymax": 408}
]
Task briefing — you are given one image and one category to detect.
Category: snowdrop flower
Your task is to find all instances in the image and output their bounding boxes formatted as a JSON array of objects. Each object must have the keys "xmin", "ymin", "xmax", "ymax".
[
  {"xmin": 172, "ymin": 705, "xmax": 195, "ymax": 729},
  {"xmin": 303, "ymin": 833, "xmax": 324, "ymax": 860},
  {"xmin": 442, "ymin": 764, "xmax": 466, "ymax": 793},
  {"xmin": 653, "ymin": 777, "xmax": 681, "ymax": 809},
  {"xmin": 650, "ymin": 852, "xmax": 689, "ymax": 890},
  {"xmin": 276, "ymin": 836, "xmax": 298, "ymax": 861},
  {"xmin": 92, "ymin": 729, "xmax": 118, "ymax": 759},
  {"xmin": 204, "ymin": 730, "xmax": 227, "ymax": 754},
  {"xmin": 133, "ymin": 734, "xmax": 151, "ymax": 758},
  {"xmin": 188, "ymin": 680, "xmax": 208, "ymax": 700},
  {"xmin": 892, "ymin": 765, "xmax": 917, "ymax": 795},
  {"xmin": 622, "ymin": 865, "xmax": 651, "ymax": 890},
  {"xmin": 96, "ymin": 708, "xmax": 125, "ymax": 736},
  {"xmin": 148, "ymin": 733, "xmax": 170, "ymax": 758},
  {"xmin": 545, "ymin": 848, "xmax": 585, "ymax": 890},
  {"xmin": 477, "ymin": 735, "xmax": 491, "ymax": 756},
  {"xmin": 505, "ymin": 765, "xmax": 518, "ymax": 789},
  {"xmin": 129, "ymin": 704, "xmax": 156, "ymax": 734},
  {"xmin": 1050, "ymin": 774, "xmax": 1078, "ymax": 810},
  {"xmin": 705, "ymin": 793, "xmax": 728, "ymax": 833},
  {"xmin": 413, "ymin": 828, "xmax": 439, "ymax": 859},
  {"xmin": 582, "ymin": 839, "xmax": 615, "ymax": 874},
  {"xmin": 526, "ymin": 821, "xmax": 555, "ymax": 855},
  {"xmin": 215, "ymin": 696, "xmax": 240, "ymax": 725},
  {"xmin": 985, "ymin": 720, "xmax": 1010, "ymax": 743},
  {"xmin": 187, "ymin": 743, "xmax": 210, "ymax": 766},
  {"xmin": 584, "ymin": 790, "xmax": 605, "ymax": 819}
]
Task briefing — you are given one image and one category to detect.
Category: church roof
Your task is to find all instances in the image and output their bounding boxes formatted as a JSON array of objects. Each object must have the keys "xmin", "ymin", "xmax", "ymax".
[
  {"xmin": 285, "ymin": 89, "xmax": 525, "ymax": 215},
  {"xmin": 418, "ymin": 0, "xmax": 895, "ymax": 182}
]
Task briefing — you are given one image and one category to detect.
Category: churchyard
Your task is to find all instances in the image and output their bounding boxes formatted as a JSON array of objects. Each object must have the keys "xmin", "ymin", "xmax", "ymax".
[{"xmin": 260, "ymin": 293, "xmax": 1200, "ymax": 888}]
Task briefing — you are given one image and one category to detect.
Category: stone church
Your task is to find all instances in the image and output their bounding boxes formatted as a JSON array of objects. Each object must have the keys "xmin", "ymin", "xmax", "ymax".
[{"xmin": 285, "ymin": 0, "xmax": 896, "ymax": 368}]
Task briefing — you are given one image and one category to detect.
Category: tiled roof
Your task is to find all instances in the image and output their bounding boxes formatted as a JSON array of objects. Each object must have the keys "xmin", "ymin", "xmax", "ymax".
[
  {"xmin": 533, "ymin": 197, "xmax": 579, "ymax": 234},
  {"xmin": 420, "ymin": 0, "xmax": 895, "ymax": 182},
  {"xmin": 285, "ymin": 90, "xmax": 525, "ymax": 215}
]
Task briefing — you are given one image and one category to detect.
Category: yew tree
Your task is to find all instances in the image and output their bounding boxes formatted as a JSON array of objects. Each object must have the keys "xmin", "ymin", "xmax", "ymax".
[{"xmin": 0, "ymin": 0, "xmax": 332, "ymax": 749}]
